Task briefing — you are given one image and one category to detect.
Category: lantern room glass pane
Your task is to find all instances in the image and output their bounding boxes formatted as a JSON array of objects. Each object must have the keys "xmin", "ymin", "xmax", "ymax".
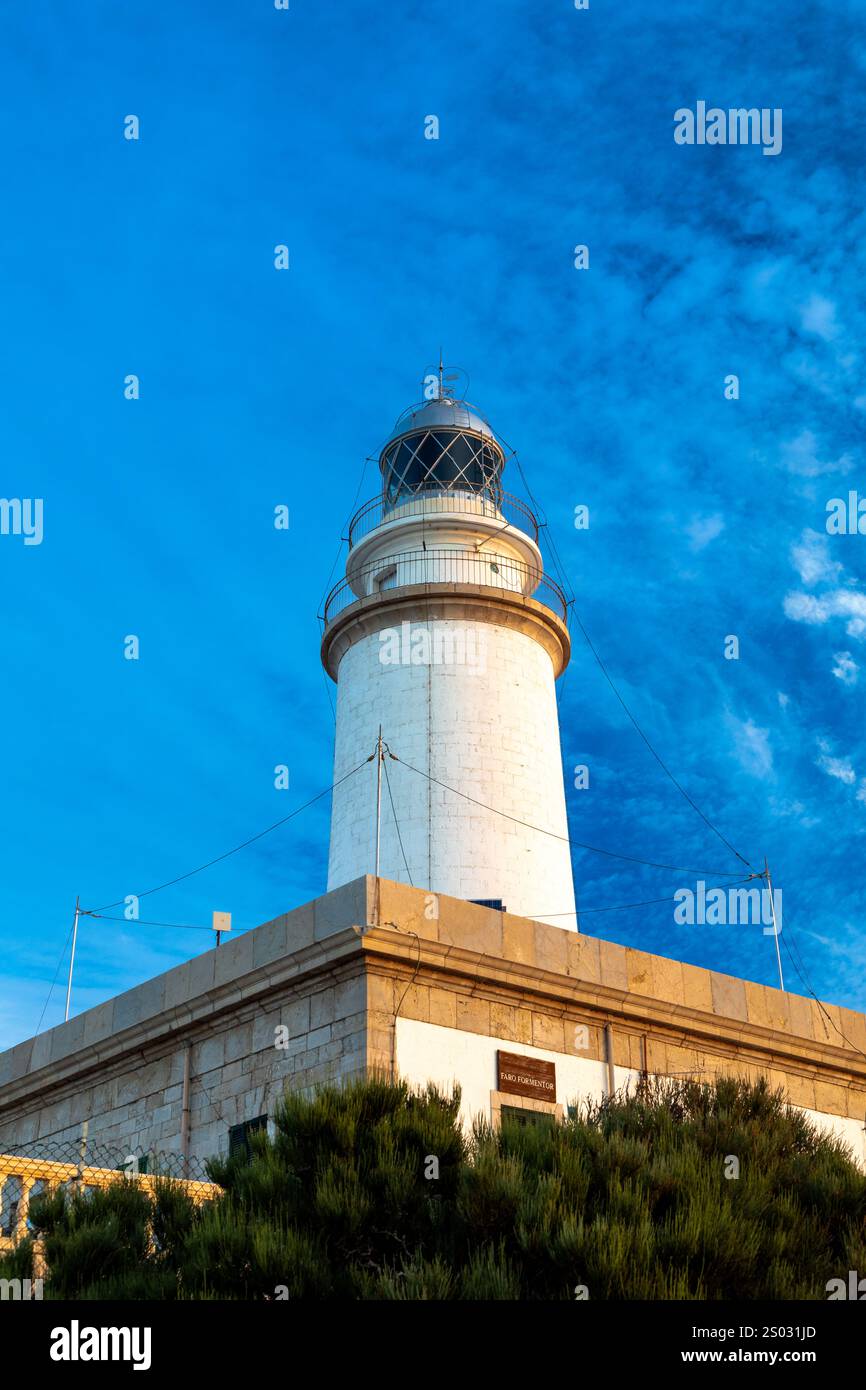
[{"xmin": 383, "ymin": 428, "xmax": 503, "ymax": 507}]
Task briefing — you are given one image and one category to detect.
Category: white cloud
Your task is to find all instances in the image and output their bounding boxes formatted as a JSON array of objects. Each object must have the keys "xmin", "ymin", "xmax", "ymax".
[
  {"xmin": 790, "ymin": 528, "xmax": 842, "ymax": 586},
  {"xmin": 784, "ymin": 592, "xmax": 828, "ymax": 623},
  {"xmin": 728, "ymin": 714, "xmax": 773, "ymax": 778},
  {"xmin": 685, "ymin": 513, "xmax": 724, "ymax": 552},
  {"xmin": 832, "ymin": 651, "xmax": 859, "ymax": 686},
  {"xmin": 800, "ymin": 294, "xmax": 839, "ymax": 341},
  {"xmin": 784, "ymin": 587, "xmax": 866, "ymax": 639},
  {"xmin": 816, "ymin": 738, "xmax": 857, "ymax": 785},
  {"xmin": 769, "ymin": 795, "xmax": 819, "ymax": 829},
  {"xmin": 781, "ymin": 430, "xmax": 852, "ymax": 477},
  {"xmin": 777, "ymin": 692, "xmax": 790, "ymax": 708}
]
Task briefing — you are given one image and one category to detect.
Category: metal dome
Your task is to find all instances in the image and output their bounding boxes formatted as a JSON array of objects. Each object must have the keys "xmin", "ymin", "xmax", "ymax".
[{"xmin": 386, "ymin": 396, "xmax": 500, "ymax": 447}]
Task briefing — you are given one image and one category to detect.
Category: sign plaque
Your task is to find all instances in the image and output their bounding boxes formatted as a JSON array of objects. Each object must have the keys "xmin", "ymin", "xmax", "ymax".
[{"xmin": 497, "ymin": 1050, "xmax": 556, "ymax": 1101}]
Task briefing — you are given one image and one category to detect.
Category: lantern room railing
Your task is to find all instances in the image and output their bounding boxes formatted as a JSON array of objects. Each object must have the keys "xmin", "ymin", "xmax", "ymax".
[
  {"xmin": 346, "ymin": 489, "xmax": 540, "ymax": 548},
  {"xmin": 322, "ymin": 547, "xmax": 568, "ymax": 627}
]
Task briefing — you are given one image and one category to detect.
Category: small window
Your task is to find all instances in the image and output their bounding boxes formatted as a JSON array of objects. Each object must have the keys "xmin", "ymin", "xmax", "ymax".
[
  {"xmin": 375, "ymin": 566, "xmax": 398, "ymax": 592},
  {"xmin": 229, "ymin": 1115, "xmax": 268, "ymax": 1161}
]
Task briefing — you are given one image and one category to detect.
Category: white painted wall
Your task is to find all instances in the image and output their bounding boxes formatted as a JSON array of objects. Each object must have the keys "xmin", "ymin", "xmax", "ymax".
[
  {"xmin": 395, "ymin": 1017, "xmax": 638, "ymax": 1128},
  {"xmin": 801, "ymin": 1106, "xmax": 866, "ymax": 1166},
  {"xmin": 327, "ymin": 618, "xmax": 577, "ymax": 926},
  {"xmin": 395, "ymin": 1017, "xmax": 866, "ymax": 1167}
]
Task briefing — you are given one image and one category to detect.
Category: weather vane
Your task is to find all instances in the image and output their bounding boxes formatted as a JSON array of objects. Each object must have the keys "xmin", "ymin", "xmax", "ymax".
[{"xmin": 423, "ymin": 353, "xmax": 468, "ymax": 401}]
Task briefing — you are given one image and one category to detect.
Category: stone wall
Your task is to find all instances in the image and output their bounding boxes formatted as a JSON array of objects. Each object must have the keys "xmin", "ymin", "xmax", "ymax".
[
  {"xmin": 366, "ymin": 879, "xmax": 866, "ymax": 1162},
  {"xmin": 1, "ymin": 877, "xmax": 864, "ymax": 1169},
  {"xmin": 0, "ymin": 880, "xmax": 373, "ymax": 1162}
]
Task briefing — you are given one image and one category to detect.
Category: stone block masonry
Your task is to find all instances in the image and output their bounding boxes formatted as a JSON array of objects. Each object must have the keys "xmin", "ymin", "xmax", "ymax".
[
  {"xmin": 0, "ymin": 877, "xmax": 864, "ymax": 1167},
  {"xmin": 327, "ymin": 616, "xmax": 576, "ymax": 927}
]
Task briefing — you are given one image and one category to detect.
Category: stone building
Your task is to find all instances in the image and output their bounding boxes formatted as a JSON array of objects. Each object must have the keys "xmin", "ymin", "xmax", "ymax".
[
  {"xmin": 1, "ymin": 374, "xmax": 864, "ymax": 1171},
  {"xmin": 0, "ymin": 877, "xmax": 864, "ymax": 1167}
]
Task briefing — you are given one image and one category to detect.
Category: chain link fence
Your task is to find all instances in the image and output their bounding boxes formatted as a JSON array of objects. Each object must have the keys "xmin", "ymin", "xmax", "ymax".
[{"xmin": 0, "ymin": 1140, "xmax": 217, "ymax": 1254}]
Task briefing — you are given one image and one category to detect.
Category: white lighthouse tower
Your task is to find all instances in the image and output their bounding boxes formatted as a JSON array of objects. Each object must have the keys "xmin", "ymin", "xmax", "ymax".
[{"xmin": 321, "ymin": 370, "xmax": 577, "ymax": 929}]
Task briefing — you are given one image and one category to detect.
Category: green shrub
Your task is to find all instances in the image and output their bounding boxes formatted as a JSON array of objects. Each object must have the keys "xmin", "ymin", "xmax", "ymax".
[{"xmin": 23, "ymin": 1075, "xmax": 866, "ymax": 1300}]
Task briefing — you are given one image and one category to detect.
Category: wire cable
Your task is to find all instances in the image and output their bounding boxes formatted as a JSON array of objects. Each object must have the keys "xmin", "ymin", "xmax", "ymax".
[
  {"xmin": 383, "ymin": 754, "xmax": 413, "ymax": 887},
  {"xmin": 776, "ymin": 911, "xmax": 866, "ymax": 1066},
  {"xmin": 391, "ymin": 753, "xmax": 746, "ymax": 877},
  {"xmin": 34, "ymin": 908, "xmax": 77, "ymax": 1035},
  {"xmin": 496, "ymin": 432, "xmax": 753, "ymax": 872},
  {"xmin": 87, "ymin": 760, "xmax": 367, "ymax": 915},
  {"xmin": 80, "ymin": 912, "xmax": 242, "ymax": 933},
  {"xmin": 317, "ymin": 453, "xmax": 372, "ymax": 616},
  {"xmin": 525, "ymin": 875, "xmax": 756, "ymax": 918},
  {"xmin": 567, "ymin": 606, "xmax": 755, "ymax": 871}
]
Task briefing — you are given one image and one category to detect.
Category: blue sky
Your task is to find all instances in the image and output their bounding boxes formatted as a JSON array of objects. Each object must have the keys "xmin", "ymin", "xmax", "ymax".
[{"xmin": 2, "ymin": 0, "xmax": 865, "ymax": 1048}]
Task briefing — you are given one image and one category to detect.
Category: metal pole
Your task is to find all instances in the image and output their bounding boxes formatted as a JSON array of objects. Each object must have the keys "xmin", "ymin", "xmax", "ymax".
[
  {"xmin": 181, "ymin": 1047, "xmax": 191, "ymax": 1179},
  {"xmin": 375, "ymin": 725, "xmax": 383, "ymax": 878},
  {"xmin": 64, "ymin": 896, "xmax": 80, "ymax": 1023},
  {"xmin": 604, "ymin": 1023, "xmax": 616, "ymax": 1097},
  {"xmin": 77, "ymin": 1120, "xmax": 89, "ymax": 1184},
  {"xmin": 765, "ymin": 858, "xmax": 785, "ymax": 992}
]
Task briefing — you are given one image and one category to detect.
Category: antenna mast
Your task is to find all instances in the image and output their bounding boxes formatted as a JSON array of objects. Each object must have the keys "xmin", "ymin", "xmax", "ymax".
[{"xmin": 64, "ymin": 895, "xmax": 80, "ymax": 1022}]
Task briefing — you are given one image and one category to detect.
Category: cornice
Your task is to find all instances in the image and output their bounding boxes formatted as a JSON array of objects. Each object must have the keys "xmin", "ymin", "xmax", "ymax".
[
  {"xmin": 321, "ymin": 582, "xmax": 571, "ymax": 678},
  {"xmin": 358, "ymin": 927, "xmax": 866, "ymax": 1090}
]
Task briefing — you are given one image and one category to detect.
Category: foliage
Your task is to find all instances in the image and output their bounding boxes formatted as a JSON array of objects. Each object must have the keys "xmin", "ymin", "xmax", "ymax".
[{"xmin": 15, "ymin": 1075, "xmax": 866, "ymax": 1300}]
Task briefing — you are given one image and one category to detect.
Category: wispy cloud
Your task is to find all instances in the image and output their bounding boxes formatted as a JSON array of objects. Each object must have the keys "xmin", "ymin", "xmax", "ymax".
[
  {"xmin": 727, "ymin": 714, "xmax": 773, "ymax": 779},
  {"xmin": 816, "ymin": 738, "xmax": 857, "ymax": 785},
  {"xmin": 781, "ymin": 431, "xmax": 853, "ymax": 478},
  {"xmin": 832, "ymin": 651, "xmax": 859, "ymax": 686},
  {"xmin": 800, "ymin": 294, "xmax": 839, "ymax": 342},
  {"xmin": 685, "ymin": 513, "xmax": 725, "ymax": 552},
  {"xmin": 784, "ymin": 588, "xmax": 866, "ymax": 639},
  {"xmin": 2, "ymin": 0, "xmax": 866, "ymax": 1042},
  {"xmin": 790, "ymin": 529, "xmax": 842, "ymax": 587}
]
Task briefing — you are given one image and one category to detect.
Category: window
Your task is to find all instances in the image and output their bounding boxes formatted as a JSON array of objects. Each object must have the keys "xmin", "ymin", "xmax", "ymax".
[
  {"xmin": 491, "ymin": 1091, "xmax": 562, "ymax": 1130},
  {"xmin": 228, "ymin": 1115, "xmax": 268, "ymax": 1161},
  {"xmin": 500, "ymin": 1106, "xmax": 555, "ymax": 1130},
  {"xmin": 375, "ymin": 565, "xmax": 398, "ymax": 593}
]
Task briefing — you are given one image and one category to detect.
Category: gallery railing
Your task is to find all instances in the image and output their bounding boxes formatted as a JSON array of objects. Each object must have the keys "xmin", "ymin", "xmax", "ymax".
[
  {"xmin": 322, "ymin": 547, "xmax": 569, "ymax": 626},
  {"xmin": 346, "ymin": 489, "xmax": 540, "ymax": 548}
]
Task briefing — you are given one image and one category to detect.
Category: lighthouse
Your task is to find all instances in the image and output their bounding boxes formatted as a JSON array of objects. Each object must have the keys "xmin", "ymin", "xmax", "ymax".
[{"xmin": 321, "ymin": 370, "xmax": 577, "ymax": 929}]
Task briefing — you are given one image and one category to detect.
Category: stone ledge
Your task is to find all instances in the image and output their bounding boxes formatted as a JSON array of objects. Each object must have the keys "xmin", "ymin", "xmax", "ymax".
[
  {"xmin": 358, "ymin": 926, "xmax": 866, "ymax": 1087},
  {"xmin": 0, "ymin": 930, "xmax": 369, "ymax": 1118},
  {"xmin": 321, "ymin": 583, "xmax": 571, "ymax": 678}
]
